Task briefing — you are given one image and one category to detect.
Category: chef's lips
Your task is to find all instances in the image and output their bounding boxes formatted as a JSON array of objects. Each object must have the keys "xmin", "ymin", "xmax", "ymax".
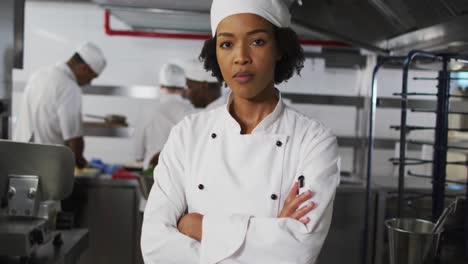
[{"xmin": 233, "ymin": 71, "xmax": 254, "ymax": 84}]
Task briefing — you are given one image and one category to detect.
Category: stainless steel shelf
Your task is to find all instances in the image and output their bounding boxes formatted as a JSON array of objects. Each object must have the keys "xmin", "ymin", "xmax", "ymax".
[
  {"xmin": 81, "ymin": 85, "xmax": 158, "ymax": 99},
  {"xmin": 337, "ymin": 136, "xmax": 422, "ymax": 150},
  {"xmin": 377, "ymin": 97, "xmax": 468, "ymax": 113},
  {"xmin": 282, "ymin": 93, "xmax": 365, "ymax": 107},
  {"xmin": 14, "ymin": 82, "xmax": 159, "ymax": 99},
  {"xmin": 13, "ymin": 81, "xmax": 468, "ymax": 113}
]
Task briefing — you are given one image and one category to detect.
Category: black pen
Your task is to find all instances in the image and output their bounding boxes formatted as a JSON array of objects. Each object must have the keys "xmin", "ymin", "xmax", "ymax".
[{"xmin": 297, "ymin": 175, "xmax": 305, "ymax": 195}]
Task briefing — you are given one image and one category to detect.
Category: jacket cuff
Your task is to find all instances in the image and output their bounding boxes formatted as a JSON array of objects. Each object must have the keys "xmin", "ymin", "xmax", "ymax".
[{"xmin": 200, "ymin": 213, "xmax": 250, "ymax": 264}]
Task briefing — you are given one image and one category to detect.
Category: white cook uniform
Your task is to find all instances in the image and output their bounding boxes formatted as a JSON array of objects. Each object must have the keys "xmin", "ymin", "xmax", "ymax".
[
  {"xmin": 134, "ymin": 91, "xmax": 194, "ymax": 168},
  {"xmin": 141, "ymin": 91, "xmax": 340, "ymax": 264},
  {"xmin": 14, "ymin": 63, "xmax": 83, "ymax": 144}
]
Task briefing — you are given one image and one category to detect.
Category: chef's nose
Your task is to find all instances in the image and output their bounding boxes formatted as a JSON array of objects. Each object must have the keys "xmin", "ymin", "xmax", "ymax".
[{"xmin": 234, "ymin": 43, "xmax": 251, "ymax": 65}]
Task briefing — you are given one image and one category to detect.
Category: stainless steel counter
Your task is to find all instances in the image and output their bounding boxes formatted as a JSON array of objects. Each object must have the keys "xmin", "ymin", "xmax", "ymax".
[
  {"xmin": 0, "ymin": 229, "xmax": 89, "ymax": 264},
  {"xmin": 64, "ymin": 175, "xmax": 466, "ymax": 264}
]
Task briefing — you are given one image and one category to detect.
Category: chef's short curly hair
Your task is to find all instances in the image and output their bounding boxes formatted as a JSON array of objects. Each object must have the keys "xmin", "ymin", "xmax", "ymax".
[{"xmin": 199, "ymin": 27, "xmax": 304, "ymax": 85}]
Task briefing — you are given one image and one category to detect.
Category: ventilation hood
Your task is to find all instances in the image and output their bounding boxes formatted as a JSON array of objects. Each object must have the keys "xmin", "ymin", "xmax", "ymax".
[
  {"xmin": 94, "ymin": 0, "xmax": 337, "ymax": 45},
  {"xmin": 290, "ymin": 0, "xmax": 468, "ymax": 55},
  {"xmin": 93, "ymin": 0, "xmax": 468, "ymax": 55}
]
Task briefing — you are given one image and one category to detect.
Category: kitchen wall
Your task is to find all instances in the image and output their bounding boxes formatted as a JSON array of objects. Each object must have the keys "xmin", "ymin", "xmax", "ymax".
[{"xmin": 12, "ymin": 1, "xmax": 439, "ymax": 178}]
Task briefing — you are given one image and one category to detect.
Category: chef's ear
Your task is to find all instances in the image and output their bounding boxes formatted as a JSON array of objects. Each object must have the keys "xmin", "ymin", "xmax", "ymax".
[{"xmin": 76, "ymin": 63, "xmax": 88, "ymax": 73}]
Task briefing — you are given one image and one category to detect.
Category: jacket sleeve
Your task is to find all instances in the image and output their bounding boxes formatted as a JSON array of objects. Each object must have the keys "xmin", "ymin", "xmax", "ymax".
[
  {"xmin": 200, "ymin": 128, "xmax": 340, "ymax": 264},
  {"xmin": 57, "ymin": 85, "xmax": 83, "ymax": 141},
  {"xmin": 140, "ymin": 122, "xmax": 200, "ymax": 264}
]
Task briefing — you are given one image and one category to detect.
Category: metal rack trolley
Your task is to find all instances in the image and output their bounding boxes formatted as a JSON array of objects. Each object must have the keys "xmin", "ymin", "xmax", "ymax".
[{"xmin": 364, "ymin": 51, "xmax": 468, "ymax": 264}]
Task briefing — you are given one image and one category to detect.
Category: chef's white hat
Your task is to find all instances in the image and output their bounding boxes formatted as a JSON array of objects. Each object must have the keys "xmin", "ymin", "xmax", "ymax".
[
  {"xmin": 210, "ymin": 0, "xmax": 291, "ymax": 36},
  {"xmin": 159, "ymin": 63, "xmax": 186, "ymax": 88},
  {"xmin": 185, "ymin": 60, "xmax": 219, "ymax": 83},
  {"xmin": 76, "ymin": 42, "xmax": 107, "ymax": 75}
]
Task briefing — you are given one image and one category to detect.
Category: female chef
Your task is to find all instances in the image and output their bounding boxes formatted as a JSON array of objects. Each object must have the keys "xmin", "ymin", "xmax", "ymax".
[{"xmin": 141, "ymin": 0, "xmax": 340, "ymax": 263}]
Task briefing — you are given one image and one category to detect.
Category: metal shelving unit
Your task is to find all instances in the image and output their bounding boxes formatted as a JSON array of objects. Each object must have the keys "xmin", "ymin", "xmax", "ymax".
[
  {"xmin": 365, "ymin": 51, "xmax": 468, "ymax": 263},
  {"xmin": 393, "ymin": 51, "xmax": 468, "ymax": 220}
]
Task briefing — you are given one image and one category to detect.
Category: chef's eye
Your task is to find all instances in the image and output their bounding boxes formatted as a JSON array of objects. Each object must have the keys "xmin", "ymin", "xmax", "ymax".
[
  {"xmin": 220, "ymin": 41, "xmax": 233, "ymax": 49},
  {"xmin": 251, "ymin": 39, "xmax": 266, "ymax": 46}
]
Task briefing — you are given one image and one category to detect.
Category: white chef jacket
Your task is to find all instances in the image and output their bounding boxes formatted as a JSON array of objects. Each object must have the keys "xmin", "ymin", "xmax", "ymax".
[
  {"xmin": 13, "ymin": 63, "xmax": 83, "ymax": 144},
  {"xmin": 141, "ymin": 91, "xmax": 340, "ymax": 264},
  {"xmin": 133, "ymin": 91, "xmax": 194, "ymax": 168}
]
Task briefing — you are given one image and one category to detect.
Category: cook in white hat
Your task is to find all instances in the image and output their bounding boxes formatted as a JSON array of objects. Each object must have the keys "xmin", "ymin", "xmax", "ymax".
[
  {"xmin": 133, "ymin": 63, "xmax": 194, "ymax": 170},
  {"xmin": 159, "ymin": 63, "xmax": 186, "ymax": 88},
  {"xmin": 14, "ymin": 42, "xmax": 107, "ymax": 169},
  {"xmin": 76, "ymin": 42, "xmax": 107, "ymax": 77},
  {"xmin": 142, "ymin": 1, "xmax": 340, "ymax": 264},
  {"xmin": 184, "ymin": 59, "xmax": 223, "ymax": 108}
]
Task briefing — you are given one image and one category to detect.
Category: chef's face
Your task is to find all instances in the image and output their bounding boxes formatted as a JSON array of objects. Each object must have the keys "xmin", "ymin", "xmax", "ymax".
[
  {"xmin": 76, "ymin": 64, "xmax": 98, "ymax": 86},
  {"xmin": 186, "ymin": 79, "xmax": 207, "ymax": 108},
  {"xmin": 216, "ymin": 13, "xmax": 280, "ymax": 100}
]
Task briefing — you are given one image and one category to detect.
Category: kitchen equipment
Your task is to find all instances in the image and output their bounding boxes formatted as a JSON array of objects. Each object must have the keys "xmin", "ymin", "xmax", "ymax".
[
  {"xmin": 432, "ymin": 198, "xmax": 461, "ymax": 234},
  {"xmin": 385, "ymin": 218, "xmax": 441, "ymax": 264},
  {"xmin": 0, "ymin": 140, "xmax": 76, "ymax": 257},
  {"xmin": 366, "ymin": 52, "xmax": 468, "ymax": 264}
]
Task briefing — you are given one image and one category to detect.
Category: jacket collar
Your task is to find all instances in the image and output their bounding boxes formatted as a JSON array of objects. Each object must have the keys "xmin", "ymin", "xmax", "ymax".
[{"xmin": 224, "ymin": 89, "xmax": 284, "ymax": 134}]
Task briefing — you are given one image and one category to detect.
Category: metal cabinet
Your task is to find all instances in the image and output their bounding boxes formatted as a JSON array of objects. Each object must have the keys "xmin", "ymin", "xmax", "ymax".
[{"xmin": 63, "ymin": 178, "xmax": 142, "ymax": 264}]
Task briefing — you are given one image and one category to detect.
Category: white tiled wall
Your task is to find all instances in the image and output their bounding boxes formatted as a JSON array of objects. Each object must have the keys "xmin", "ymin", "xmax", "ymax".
[{"xmin": 12, "ymin": 2, "xmax": 438, "ymax": 178}]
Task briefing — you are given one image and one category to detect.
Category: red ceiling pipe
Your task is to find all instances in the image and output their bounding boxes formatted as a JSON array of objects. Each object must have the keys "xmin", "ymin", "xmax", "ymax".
[
  {"xmin": 104, "ymin": 9, "xmax": 351, "ymax": 47},
  {"xmin": 104, "ymin": 9, "xmax": 211, "ymax": 40}
]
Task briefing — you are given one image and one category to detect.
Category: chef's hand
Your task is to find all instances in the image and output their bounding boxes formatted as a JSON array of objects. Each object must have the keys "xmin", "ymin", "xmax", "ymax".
[
  {"xmin": 177, "ymin": 212, "xmax": 203, "ymax": 241},
  {"xmin": 278, "ymin": 182, "xmax": 315, "ymax": 225},
  {"xmin": 76, "ymin": 155, "xmax": 88, "ymax": 169}
]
